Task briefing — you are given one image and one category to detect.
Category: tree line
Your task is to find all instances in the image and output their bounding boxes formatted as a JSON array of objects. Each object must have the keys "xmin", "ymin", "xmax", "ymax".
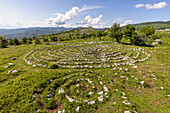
[
  {"xmin": 109, "ymin": 23, "xmax": 155, "ymax": 44},
  {"xmin": 0, "ymin": 24, "xmax": 157, "ymax": 48}
]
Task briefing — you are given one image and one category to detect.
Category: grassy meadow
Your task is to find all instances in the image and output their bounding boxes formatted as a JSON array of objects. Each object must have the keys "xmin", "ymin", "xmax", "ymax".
[{"xmin": 0, "ymin": 31, "xmax": 169, "ymax": 113}]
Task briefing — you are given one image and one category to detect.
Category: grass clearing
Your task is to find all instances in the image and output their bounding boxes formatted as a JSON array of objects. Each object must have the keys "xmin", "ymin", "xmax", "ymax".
[{"xmin": 0, "ymin": 32, "xmax": 169, "ymax": 112}]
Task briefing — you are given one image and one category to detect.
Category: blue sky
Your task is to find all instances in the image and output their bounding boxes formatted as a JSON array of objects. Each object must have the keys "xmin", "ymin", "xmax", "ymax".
[{"xmin": 0, "ymin": 0, "xmax": 169, "ymax": 29}]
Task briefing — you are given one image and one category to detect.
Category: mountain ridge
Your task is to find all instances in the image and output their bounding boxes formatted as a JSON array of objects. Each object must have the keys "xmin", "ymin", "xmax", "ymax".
[{"xmin": 0, "ymin": 21, "xmax": 170, "ymax": 39}]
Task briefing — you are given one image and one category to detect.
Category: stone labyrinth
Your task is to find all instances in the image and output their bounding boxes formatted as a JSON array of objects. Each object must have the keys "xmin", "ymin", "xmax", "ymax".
[
  {"xmin": 24, "ymin": 42, "xmax": 151, "ymax": 112},
  {"xmin": 24, "ymin": 42, "xmax": 150, "ymax": 69}
]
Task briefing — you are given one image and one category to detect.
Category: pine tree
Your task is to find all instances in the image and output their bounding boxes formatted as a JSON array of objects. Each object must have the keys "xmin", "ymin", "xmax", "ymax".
[
  {"xmin": 13, "ymin": 38, "xmax": 20, "ymax": 45},
  {"xmin": 109, "ymin": 23, "xmax": 122, "ymax": 43}
]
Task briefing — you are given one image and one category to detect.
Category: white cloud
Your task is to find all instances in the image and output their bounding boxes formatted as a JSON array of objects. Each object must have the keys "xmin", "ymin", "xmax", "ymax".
[
  {"xmin": 46, "ymin": 5, "xmax": 103, "ymax": 27},
  {"xmin": 46, "ymin": 7, "xmax": 80, "ymax": 26},
  {"xmin": 76, "ymin": 15, "xmax": 106, "ymax": 28},
  {"xmin": 78, "ymin": 15, "xmax": 103, "ymax": 25},
  {"xmin": 0, "ymin": 5, "xmax": 105, "ymax": 29},
  {"xmin": 114, "ymin": 19, "xmax": 133, "ymax": 27},
  {"xmin": 135, "ymin": 2, "xmax": 168, "ymax": 10},
  {"xmin": 145, "ymin": 2, "xmax": 168, "ymax": 10},
  {"xmin": 135, "ymin": 4, "xmax": 144, "ymax": 8},
  {"xmin": 79, "ymin": 5, "xmax": 103, "ymax": 12}
]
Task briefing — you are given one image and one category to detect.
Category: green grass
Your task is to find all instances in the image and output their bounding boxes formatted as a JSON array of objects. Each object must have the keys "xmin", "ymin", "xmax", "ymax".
[{"xmin": 0, "ymin": 31, "xmax": 169, "ymax": 113}]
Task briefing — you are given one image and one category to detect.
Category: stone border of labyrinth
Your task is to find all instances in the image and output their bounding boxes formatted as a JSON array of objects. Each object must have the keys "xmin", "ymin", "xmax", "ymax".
[
  {"xmin": 23, "ymin": 42, "xmax": 150, "ymax": 69},
  {"xmin": 32, "ymin": 70, "xmax": 144, "ymax": 113}
]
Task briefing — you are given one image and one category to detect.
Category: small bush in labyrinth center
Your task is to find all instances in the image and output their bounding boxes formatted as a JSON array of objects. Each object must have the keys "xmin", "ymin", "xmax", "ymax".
[{"xmin": 48, "ymin": 63, "xmax": 59, "ymax": 69}]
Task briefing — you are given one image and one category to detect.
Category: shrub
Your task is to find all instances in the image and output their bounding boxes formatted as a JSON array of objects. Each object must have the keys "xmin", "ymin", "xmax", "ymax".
[
  {"xmin": 8, "ymin": 39, "xmax": 14, "ymax": 45},
  {"xmin": 35, "ymin": 38, "xmax": 41, "ymax": 44},
  {"xmin": 0, "ymin": 36, "xmax": 7, "ymax": 48},
  {"xmin": 48, "ymin": 63, "xmax": 59, "ymax": 69},
  {"xmin": 148, "ymin": 34, "xmax": 159, "ymax": 40}
]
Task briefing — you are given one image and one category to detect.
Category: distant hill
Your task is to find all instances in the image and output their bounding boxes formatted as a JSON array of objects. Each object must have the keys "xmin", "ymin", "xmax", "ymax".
[
  {"xmin": 127, "ymin": 21, "xmax": 170, "ymax": 30},
  {"xmin": 1, "ymin": 21, "xmax": 170, "ymax": 39},
  {"xmin": 45, "ymin": 26, "xmax": 98, "ymax": 41},
  {"xmin": 0, "ymin": 27, "xmax": 74, "ymax": 39}
]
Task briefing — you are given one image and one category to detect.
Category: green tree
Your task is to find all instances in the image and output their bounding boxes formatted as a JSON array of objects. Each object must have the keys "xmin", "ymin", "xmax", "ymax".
[
  {"xmin": 123, "ymin": 25, "xmax": 136, "ymax": 44},
  {"xmin": 95, "ymin": 30, "xmax": 102, "ymax": 40},
  {"xmin": 26, "ymin": 40, "xmax": 32, "ymax": 44},
  {"xmin": 22, "ymin": 37, "xmax": 27, "ymax": 44},
  {"xmin": 28, "ymin": 37, "xmax": 32, "ymax": 41},
  {"xmin": 0, "ymin": 35, "xmax": 7, "ymax": 48},
  {"xmin": 43, "ymin": 38, "xmax": 49, "ymax": 43},
  {"xmin": 139, "ymin": 26, "xmax": 155, "ymax": 37},
  {"xmin": 35, "ymin": 38, "xmax": 41, "ymax": 44},
  {"xmin": 32, "ymin": 36, "xmax": 36, "ymax": 40},
  {"xmin": 13, "ymin": 38, "xmax": 20, "ymax": 45},
  {"xmin": 50, "ymin": 35, "xmax": 58, "ymax": 41},
  {"xmin": 109, "ymin": 23, "xmax": 122, "ymax": 43},
  {"xmin": 131, "ymin": 32, "xmax": 139, "ymax": 44},
  {"xmin": 8, "ymin": 39, "xmax": 14, "ymax": 45}
]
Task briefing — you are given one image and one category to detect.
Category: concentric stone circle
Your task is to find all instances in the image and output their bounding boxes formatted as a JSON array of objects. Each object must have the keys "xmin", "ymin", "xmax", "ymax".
[
  {"xmin": 26, "ymin": 42, "xmax": 151, "ymax": 112},
  {"xmin": 32, "ymin": 70, "xmax": 112, "ymax": 112},
  {"xmin": 23, "ymin": 42, "xmax": 150, "ymax": 69}
]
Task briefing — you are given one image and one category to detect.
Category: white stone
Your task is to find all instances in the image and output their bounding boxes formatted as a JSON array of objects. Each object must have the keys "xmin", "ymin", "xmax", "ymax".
[
  {"xmin": 5, "ymin": 66, "xmax": 9, "ymax": 68},
  {"xmin": 122, "ymin": 100, "xmax": 131, "ymax": 105},
  {"xmin": 8, "ymin": 63, "xmax": 13, "ymax": 66},
  {"xmin": 83, "ymin": 100, "xmax": 88, "ymax": 102},
  {"xmin": 76, "ymin": 106, "xmax": 80, "ymax": 112},
  {"xmin": 88, "ymin": 91, "xmax": 94, "ymax": 96},
  {"xmin": 58, "ymin": 88, "xmax": 65, "ymax": 94},
  {"xmin": 98, "ymin": 95, "xmax": 103, "ymax": 102},
  {"xmin": 100, "ymin": 81, "xmax": 103, "ymax": 85},
  {"xmin": 65, "ymin": 95, "xmax": 75, "ymax": 102},
  {"xmin": 12, "ymin": 70, "xmax": 18, "ymax": 73},
  {"xmin": 121, "ymin": 96, "xmax": 127, "ymax": 99},
  {"xmin": 37, "ymin": 64, "xmax": 43, "ymax": 66},
  {"xmin": 32, "ymin": 65, "xmax": 36, "ymax": 67},
  {"xmin": 140, "ymin": 81, "xmax": 145, "ymax": 85},
  {"xmin": 113, "ymin": 102, "xmax": 116, "ymax": 105},
  {"xmin": 133, "ymin": 65, "xmax": 137, "ymax": 68},
  {"xmin": 88, "ymin": 101, "xmax": 95, "ymax": 105},
  {"xmin": 58, "ymin": 111, "xmax": 62, "ymax": 113},
  {"xmin": 104, "ymin": 86, "xmax": 109, "ymax": 92},
  {"xmin": 151, "ymin": 74, "xmax": 155, "ymax": 77},
  {"xmin": 98, "ymin": 91, "xmax": 103, "ymax": 95},
  {"xmin": 124, "ymin": 111, "xmax": 131, "ymax": 113}
]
